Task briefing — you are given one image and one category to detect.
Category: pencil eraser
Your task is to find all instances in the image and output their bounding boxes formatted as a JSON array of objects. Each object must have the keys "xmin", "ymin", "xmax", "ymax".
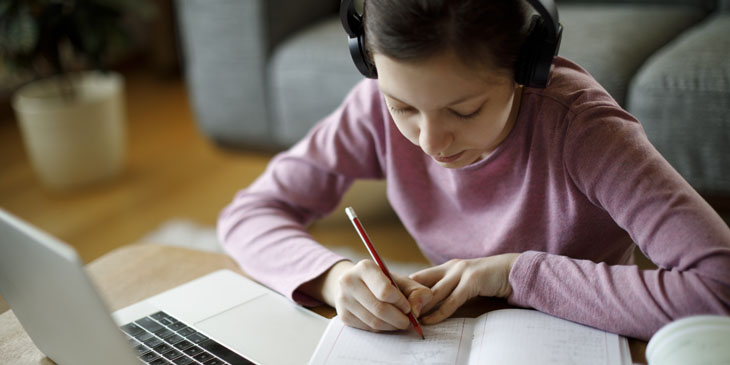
[{"xmin": 345, "ymin": 207, "xmax": 357, "ymax": 220}]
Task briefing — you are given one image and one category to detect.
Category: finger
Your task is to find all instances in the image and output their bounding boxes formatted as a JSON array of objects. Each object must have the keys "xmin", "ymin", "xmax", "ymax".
[
  {"xmin": 339, "ymin": 307, "xmax": 387, "ymax": 333},
  {"xmin": 394, "ymin": 276, "xmax": 433, "ymax": 317},
  {"xmin": 347, "ymin": 290, "xmax": 406, "ymax": 331},
  {"xmin": 421, "ymin": 280, "xmax": 472, "ymax": 325},
  {"xmin": 359, "ymin": 261, "xmax": 411, "ymax": 312},
  {"xmin": 339, "ymin": 262, "xmax": 410, "ymax": 330},
  {"xmin": 420, "ymin": 271, "xmax": 461, "ymax": 315},
  {"xmin": 409, "ymin": 265, "xmax": 448, "ymax": 288}
]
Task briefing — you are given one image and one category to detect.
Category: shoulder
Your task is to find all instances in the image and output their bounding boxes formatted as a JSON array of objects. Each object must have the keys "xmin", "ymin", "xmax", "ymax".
[
  {"xmin": 523, "ymin": 57, "xmax": 620, "ymax": 117},
  {"xmin": 520, "ymin": 57, "xmax": 641, "ymax": 138},
  {"xmin": 343, "ymin": 78, "xmax": 388, "ymax": 113}
]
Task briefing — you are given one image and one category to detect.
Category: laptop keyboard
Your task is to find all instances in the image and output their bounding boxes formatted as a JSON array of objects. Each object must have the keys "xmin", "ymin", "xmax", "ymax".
[{"xmin": 121, "ymin": 311, "xmax": 254, "ymax": 365}]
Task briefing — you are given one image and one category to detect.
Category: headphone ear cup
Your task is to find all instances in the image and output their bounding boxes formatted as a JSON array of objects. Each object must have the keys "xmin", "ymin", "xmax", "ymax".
[
  {"xmin": 516, "ymin": 14, "xmax": 561, "ymax": 88},
  {"xmin": 348, "ymin": 34, "xmax": 378, "ymax": 78}
]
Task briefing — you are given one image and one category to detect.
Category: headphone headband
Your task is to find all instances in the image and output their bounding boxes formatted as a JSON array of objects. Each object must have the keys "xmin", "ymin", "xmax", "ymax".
[
  {"xmin": 526, "ymin": 0, "xmax": 560, "ymax": 42},
  {"xmin": 340, "ymin": 0, "xmax": 563, "ymax": 88}
]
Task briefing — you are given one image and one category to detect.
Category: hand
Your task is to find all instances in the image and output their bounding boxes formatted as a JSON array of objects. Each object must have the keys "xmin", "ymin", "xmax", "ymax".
[
  {"xmin": 322, "ymin": 259, "xmax": 433, "ymax": 332},
  {"xmin": 409, "ymin": 253, "xmax": 520, "ymax": 325}
]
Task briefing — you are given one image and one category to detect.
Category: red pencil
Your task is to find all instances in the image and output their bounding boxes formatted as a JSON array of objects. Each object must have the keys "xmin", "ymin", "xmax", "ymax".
[{"xmin": 345, "ymin": 206, "xmax": 425, "ymax": 339}]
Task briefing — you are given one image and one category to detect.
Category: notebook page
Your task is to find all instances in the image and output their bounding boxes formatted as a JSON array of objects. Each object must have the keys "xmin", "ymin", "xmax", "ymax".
[
  {"xmin": 309, "ymin": 316, "xmax": 476, "ymax": 365},
  {"xmin": 468, "ymin": 309, "xmax": 630, "ymax": 365}
]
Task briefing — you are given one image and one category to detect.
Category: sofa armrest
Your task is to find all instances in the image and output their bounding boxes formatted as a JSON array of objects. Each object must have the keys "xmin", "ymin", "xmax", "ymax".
[{"xmin": 175, "ymin": 0, "xmax": 337, "ymax": 149}]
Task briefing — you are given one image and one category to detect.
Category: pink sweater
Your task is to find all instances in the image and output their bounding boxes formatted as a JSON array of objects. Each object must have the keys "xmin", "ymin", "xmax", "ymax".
[{"xmin": 218, "ymin": 57, "xmax": 730, "ymax": 340}]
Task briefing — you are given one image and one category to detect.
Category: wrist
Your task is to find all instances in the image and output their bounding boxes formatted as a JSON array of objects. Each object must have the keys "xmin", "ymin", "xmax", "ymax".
[
  {"xmin": 501, "ymin": 253, "xmax": 521, "ymax": 298},
  {"xmin": 320, "ymin": 260, "xmax": 355, "ymax": 307}
]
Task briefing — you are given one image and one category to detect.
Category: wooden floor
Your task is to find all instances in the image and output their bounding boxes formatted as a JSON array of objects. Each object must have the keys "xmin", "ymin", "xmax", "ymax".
[{"xmin": 0, "ymin": 71, "xmax": 424, "ymax": 265}]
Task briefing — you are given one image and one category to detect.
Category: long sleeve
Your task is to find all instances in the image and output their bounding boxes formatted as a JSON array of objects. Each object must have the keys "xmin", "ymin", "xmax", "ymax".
[
  {"xmin": 217, "ymin": 80, "xmax": 388, "ymax": 305},
  {"xmin": 508, "ymin": 102, "xmax": 730, "ymax": 340}
]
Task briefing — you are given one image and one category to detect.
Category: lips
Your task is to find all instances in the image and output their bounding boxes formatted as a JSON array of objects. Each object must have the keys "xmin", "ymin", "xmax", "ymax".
[{"xmin": 433, "ymin": 151, "xmax": 465, "ymax": 163}]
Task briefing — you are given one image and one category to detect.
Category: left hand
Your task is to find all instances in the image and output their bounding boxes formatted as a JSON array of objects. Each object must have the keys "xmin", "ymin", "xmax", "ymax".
[{"xmin": 409, "ymin": 253, "xmax": 520, "ymax": 325}]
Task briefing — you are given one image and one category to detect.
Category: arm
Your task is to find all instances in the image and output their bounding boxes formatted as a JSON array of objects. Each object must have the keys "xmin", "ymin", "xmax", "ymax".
[
  {"xmin": 217, "ymin": 79, "xmax": 386, "ymax": 305},
  {"xmin": 509, "ymin": 104, "xmax": 730, "ymax": 340}
]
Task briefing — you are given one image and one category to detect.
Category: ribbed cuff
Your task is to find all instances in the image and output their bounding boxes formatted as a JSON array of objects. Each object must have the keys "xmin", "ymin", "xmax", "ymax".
[{"xmin": 507, "ymin": 250, "xmax": 546, "ymax": 307}]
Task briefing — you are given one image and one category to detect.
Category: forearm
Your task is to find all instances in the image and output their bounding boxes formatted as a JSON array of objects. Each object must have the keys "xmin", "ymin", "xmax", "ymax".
[
  {"xmin": 218, "ymin": 189, "xmax": 346, "ymax": 305},
  {"xmin": 509, "ymin": 251, "xmax": 730, "ymax": 340}
]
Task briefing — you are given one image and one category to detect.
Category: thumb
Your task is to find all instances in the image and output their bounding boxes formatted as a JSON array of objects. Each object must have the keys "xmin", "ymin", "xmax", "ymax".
[{"xmin": 395, "ymin": 276, "xmax": 433, "ymax": 317}]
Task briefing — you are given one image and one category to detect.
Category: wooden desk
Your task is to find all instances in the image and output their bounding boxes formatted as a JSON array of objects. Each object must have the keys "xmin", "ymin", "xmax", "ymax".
[{"xmin": 0, "ymin": 244, "xmax": 647, "ymax": 364}]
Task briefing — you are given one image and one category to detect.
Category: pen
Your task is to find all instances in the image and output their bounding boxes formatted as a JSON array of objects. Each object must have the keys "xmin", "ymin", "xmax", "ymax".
[{"xmin": 345, "ymin": 206, "xmax": 425, "ymax": 339}]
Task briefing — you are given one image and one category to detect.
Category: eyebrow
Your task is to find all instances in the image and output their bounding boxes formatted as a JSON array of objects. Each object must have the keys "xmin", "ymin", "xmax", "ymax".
[{"xmin": 382, "ymin": 90, "xmax": 485, "ymax": 107}]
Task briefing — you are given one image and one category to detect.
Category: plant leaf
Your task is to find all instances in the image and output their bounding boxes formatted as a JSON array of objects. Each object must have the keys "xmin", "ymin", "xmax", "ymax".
[{"xmin": 2, "ymin": 5, "xmax": 39, "ymax": 55}]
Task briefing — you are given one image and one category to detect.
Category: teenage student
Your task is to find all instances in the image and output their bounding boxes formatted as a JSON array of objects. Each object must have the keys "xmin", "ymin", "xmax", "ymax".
[{"xmin": 218, "ymin": 0, "xmax": 730, "ymax": 341}]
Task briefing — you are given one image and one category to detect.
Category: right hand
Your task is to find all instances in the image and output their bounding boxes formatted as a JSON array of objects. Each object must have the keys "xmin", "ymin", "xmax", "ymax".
[{"xmin": 324, "ymin": 259, "xmax": 433, "ymax": 332}]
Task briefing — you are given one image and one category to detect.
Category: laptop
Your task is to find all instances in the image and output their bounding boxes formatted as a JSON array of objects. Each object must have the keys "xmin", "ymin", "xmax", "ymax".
[{"xmin": 0, "ymin": 208, "xmax": 329, "ymax": 365}]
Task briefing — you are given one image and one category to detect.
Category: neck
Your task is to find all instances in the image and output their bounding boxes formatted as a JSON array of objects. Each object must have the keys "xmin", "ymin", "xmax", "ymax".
[{"xmin": 478, "ymin": 84, "xmax": 524, "ymax": 161}]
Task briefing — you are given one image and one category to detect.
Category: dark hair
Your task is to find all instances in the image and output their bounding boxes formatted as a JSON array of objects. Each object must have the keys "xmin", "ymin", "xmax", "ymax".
[{"xmin": 364, "ymin": 0, "xmax": 529, "ymax": 76}]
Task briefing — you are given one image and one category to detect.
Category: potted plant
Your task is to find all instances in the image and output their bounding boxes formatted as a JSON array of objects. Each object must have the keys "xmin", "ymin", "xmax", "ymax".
[{"xmin": 0, "ymin": 0, "xmax": 154, "ymax": 189}]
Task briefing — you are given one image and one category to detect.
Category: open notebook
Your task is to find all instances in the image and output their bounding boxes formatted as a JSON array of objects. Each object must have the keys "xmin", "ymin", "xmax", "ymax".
[{"xmin": 309, "ymin": 308, "xmax": 631, "ymax": 365}]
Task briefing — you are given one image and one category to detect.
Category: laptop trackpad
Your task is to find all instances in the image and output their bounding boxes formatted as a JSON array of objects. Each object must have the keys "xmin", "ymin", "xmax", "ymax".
[{"xmin": 195, "ymin": 294, "xmax": 329, "ymax": 365}]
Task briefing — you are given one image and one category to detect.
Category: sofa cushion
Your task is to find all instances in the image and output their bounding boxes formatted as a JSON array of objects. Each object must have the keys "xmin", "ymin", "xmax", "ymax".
[
  {"xmin": 558, "ymin": 0, "xmax": 716, "ymax": 10},
  {"xmin": 269, "ymin": 19, "xmax": 363, "ymax": 146},
  {"xmin": 627, "ymin": 14, "xmax": 730, "ymax": 194},
  {"xmin": 558, "ymin": 4, "xmax": 706, "ymax": 106}
]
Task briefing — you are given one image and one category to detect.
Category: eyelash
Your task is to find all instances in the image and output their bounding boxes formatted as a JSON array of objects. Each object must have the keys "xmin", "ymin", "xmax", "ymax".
[
  {"xmin": 388, "ymin": 106, "xmax": 483, "ymax": 120},
  {"xmin": 453, "ymin": 107, "xmax": 482, "ymax": 120}
]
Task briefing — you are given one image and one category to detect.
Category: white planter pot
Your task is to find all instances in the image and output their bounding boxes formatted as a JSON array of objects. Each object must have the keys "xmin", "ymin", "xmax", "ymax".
[{"xmin": 12, "ymin": 71, "xmax": 126, "ymax": 190}]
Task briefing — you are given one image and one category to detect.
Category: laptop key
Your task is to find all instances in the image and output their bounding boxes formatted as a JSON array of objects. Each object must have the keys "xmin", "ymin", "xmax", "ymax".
[
  {"xmin": 148, "ymin": 358, "xmax": 170, "ymax": 365},
  {"xmin": 140, "ymin": 351, "xmax": 159, "ymax": 362},
  {"xmin": 193, "ymin": 351, "xmax": 215, "ymax": 363},
  {"xmin": 183, "ymin": 346, "xmax": 204, "ymax": 357},
  {"xmin": 121, "ymin": 322, "xmax": 145, "ymax": 336},
  {"xmin": 186, "ymin": 332, "xmax": 208, "ymax": 344},
  {"xmin": 154, "ymin": 328, "xmax": 175, "ymax": 339},
  {"xmin": 168, "ymin": 322, "xmax": 187, "ymax": 331},
  {"xmin": 136, "ymin": 331, "xmax": 155, "ymax": 342},
  {"xmin": 143, "ymin": 337, "xmax": 164, "ymax": 348},
  {"xmin": 172, "ymin": 357, "xmax": 195, "ymax": 365},
  {"xmin": 136, "ymin": 317, "xmax": 164, "ymax": 333},
  {"xmin": 153, "ymin": 343, "xmax": 174, "ymax": 354},
  {"xmin": 158, "ymin": 316, "xmax": 177, "ymax": 326},
  {"xmin": 173, "ymin": 340, "xmax": 194, "ymax": 351},
  {"xmin": 162, "ymin": 349, "xmax": 184, "ymax": 360},
  {"xmin": 199, "ymin": 339, "xmax": 254, "ymax": 365},
  {"xmin": 150, "ymin": 311, "xmax": 167, "ymax": 321},
  {"xmin": 165, "ymin": 334, "xmax": 184, "ymax": 344},
  {"xmin": 176, "ymin": 327, "xmax": 195, "ymax": 337},
  {"xmin": 203, "ymin": 359, "xmax": 225, "ymax": 365},
  {"xmin": 134, "ymin": 343, "xmax": 151, "ymax": 356}
]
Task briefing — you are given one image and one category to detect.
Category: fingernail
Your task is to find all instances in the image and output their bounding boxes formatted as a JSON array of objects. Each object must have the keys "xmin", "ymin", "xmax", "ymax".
[
  {"xmin": 412, "ymin": 302, "xmax": 422, "ymax": 317},
  {"xmin": 403, "ymin": 301, "xmax": 412, "ymax": 314}
]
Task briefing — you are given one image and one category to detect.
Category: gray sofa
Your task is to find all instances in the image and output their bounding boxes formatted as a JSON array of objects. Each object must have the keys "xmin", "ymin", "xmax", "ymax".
[{"xmin": 175, "ymin": 0, "xmax": 730, "ymax": 197}]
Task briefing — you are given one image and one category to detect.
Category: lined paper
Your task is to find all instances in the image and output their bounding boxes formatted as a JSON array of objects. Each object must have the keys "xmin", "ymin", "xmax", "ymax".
[
  {"xmin": 309, "ymin": 309, "xmax": 630, "ymax": 365},
  {"xmin": 309, "ymin": 316, "xmax": 474, "ymax": 365}
]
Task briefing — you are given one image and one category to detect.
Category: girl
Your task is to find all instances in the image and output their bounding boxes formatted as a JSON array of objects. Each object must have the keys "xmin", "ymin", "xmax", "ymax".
[{"xmin": 218, "ymin": 0, "xmax": 730, "ymax": 341}]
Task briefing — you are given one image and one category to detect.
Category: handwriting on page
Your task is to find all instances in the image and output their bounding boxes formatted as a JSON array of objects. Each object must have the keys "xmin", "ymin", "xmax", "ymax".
[
  {"xmin": 472, "ymin": 309, "xmax": 614, "ymax": 365},
  {"xmin": 316, "ymin": 317, "xmax": 474, "ymax": 365}
]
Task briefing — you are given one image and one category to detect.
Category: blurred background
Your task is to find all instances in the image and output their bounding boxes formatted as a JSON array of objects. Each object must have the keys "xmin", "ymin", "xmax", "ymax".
[
  {"xmin": 0, "ymin": 0, "xmax": 414, "ymax": 293},
  {"xmin": 1, "ymin": 0, "xmax": 729, "ymax": 316}
]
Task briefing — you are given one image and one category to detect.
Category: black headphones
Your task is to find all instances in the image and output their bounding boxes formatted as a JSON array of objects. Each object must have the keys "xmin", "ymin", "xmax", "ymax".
[{"xmin": 339, "ymin": 0, "xmax": 563, "ymax": 88}]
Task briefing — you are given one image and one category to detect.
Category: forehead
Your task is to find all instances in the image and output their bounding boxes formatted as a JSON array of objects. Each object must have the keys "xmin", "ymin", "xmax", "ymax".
[{"xmin": 373, "ymin": 51, "xmax": 512, "ymax": 106}]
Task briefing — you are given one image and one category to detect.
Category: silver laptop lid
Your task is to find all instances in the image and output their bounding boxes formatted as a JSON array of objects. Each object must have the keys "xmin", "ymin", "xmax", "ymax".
[{"xmin": 0, "ymin": 208, "xmax": 139, "ymax": 365}]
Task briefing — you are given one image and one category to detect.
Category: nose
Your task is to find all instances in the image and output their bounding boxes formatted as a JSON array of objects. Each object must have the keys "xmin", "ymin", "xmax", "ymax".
[{"xmin": 418, "ymin": 116, "xmax": 452, "ymax": 156}]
